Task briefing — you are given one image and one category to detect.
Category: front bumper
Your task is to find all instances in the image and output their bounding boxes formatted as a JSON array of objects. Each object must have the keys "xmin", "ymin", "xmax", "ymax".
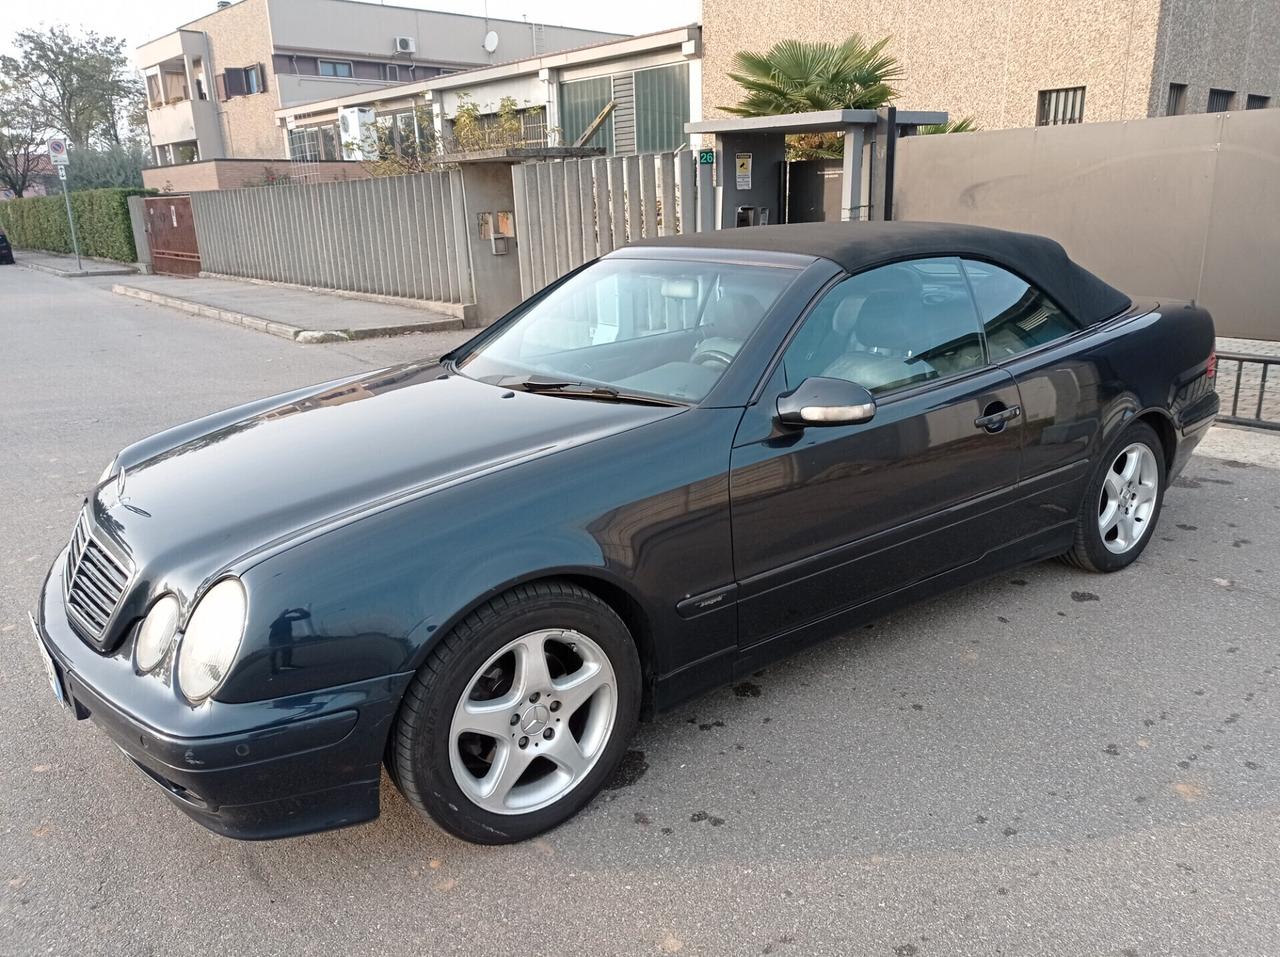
[{"xmin": 33, "ymin": 556, "xmax": 413, "ymax": 840}]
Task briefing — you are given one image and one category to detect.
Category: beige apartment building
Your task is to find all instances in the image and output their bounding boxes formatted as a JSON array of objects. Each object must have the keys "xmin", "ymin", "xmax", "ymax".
[
  {"xmin": 136, "ymin": 0, "xmax": 623, "ymax": 165},
  {"xmin": 701, "ymin": 0, "xmax": 1280, "ymax": 128}
]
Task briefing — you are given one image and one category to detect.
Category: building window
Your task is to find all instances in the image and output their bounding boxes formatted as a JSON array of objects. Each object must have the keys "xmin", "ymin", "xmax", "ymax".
[
  {"xmin": 1036, "ymin": 86, "xmax": 1086, "ymax": 125},
  {"xmin": 559, "ymin": 76, "xmax": 614, "ymax": 150},
  {"xmin": 219, "ymin": 65, "xmax": 267, "ymax": 98},
  {"xmin": 634, "ymin": 63, "xmax": 691, "ymax": 153},
  {"xmin": 1207, "ymin": 88, "xmax": 1234, "ymax": 112},
  {"xmin": 319, "ymin": 59, "xmax": 354, "ymax": 78},
  {"xmin": 385, "ymin": 64, "xmax": 400, "ymax": 82},
  {"xmin": 1166, "ymin": 83, "xmax": 1186, "ymax": 116},
  {"xmin": 1247, "ymin": 94, "xmax": 1270, "ymax": 109}
]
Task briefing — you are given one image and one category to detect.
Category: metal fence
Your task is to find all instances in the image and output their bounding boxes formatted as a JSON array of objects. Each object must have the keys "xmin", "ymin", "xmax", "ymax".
[
  {"xmin": 1216, "ymin": 352, "xmax": 1280, "ymax": 431},
  {"xmin": 189, "ymin": 169, "xmax": 474, "ymax": 311},
  {"xmin": 511, "ymin": 151, "xmax": 715, "ymax": 298}
]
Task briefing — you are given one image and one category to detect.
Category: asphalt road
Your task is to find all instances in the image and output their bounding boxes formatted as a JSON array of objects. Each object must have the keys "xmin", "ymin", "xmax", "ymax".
[{"xmin": 3, "ymin": 266, "xmax": 1279, "ymax": 957}]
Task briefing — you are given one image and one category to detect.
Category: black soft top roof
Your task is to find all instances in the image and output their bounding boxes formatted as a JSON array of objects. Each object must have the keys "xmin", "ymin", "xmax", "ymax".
[{"xmin": 637, "ymin": 221, "xmax": 1131, "ymax": 326}]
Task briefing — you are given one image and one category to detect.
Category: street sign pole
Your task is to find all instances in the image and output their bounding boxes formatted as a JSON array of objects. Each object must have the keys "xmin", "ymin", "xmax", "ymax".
[
  {"xmin": 59, "ymin": 170, "xmax": 82, "ymax": 271},
  {"xmin": 49, "ymin": 137, "xmax": 80, "ymax": 270}
]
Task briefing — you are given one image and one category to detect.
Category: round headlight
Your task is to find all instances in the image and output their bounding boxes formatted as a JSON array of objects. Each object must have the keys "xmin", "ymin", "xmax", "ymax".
[
  {"xmin": 135, "ymin": 595, "xmax": 180, "ymax": 673},
  {"xmin": 177, "ymin": 579, "xmax": 247, "ymax": 702}
]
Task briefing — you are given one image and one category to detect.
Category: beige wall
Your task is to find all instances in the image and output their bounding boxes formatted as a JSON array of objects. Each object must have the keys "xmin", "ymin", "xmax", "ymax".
[
  {"xmin": 1148, "ymin": 0, "xmax": 1280, "ymax": 114},
  {"xmin": 893, "ymin": 109, "xmax": 1280, "ymax": 339},
  {"xmin": 702, "ymin": 0, "xmax": 1278, "ymax": 129},
  {"xmin": 143, "ymin": 159, "xmax": 372, "ymax": 192},
  {"xmin": 187, "ymin": 0, "xmax": 284, "ymax": 158}
]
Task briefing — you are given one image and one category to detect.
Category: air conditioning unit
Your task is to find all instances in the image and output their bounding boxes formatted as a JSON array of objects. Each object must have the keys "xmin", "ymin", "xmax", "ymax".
[
  {"xmin": 339, "ymin": 106, "xmax": 378, "ymax": 161},
  {"xmin": 394, "ymin": 35, "xmax": 416, "ymax": 55}
]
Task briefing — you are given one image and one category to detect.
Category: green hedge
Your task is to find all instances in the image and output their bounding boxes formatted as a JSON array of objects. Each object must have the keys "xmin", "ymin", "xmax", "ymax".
[{"xmin": 0, "ymin": 187, "xmax": 155, "ymax": 262}]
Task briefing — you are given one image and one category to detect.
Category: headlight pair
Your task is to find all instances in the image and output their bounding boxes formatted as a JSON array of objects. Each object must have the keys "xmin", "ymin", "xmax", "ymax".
[{"xmin": 135, "ymin": 579, "xmax": 247, "ymax": 703}]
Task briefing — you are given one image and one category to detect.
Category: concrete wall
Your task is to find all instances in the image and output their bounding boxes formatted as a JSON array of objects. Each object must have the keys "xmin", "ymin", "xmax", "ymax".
[
  {"xmin": 143, "ymin": 158, "xmax": 373, "ymax": 192},
  {"xmin": 275, "ymin": 73, "xmax": 404, "ymax": 108},
  {"xmin": 1148, "ymin": 0, "xmax": 1280, "ymax": 115},
  {"xmin": 701, "ymin": 0, "xmax": 1280, "ymax": 129},
  {"xmin": 893, "ymin": 109, "xmax": 1280, "ymax": 339}
]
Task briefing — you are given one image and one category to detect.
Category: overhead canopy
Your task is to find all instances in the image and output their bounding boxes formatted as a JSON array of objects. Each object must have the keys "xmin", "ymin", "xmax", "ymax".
[
  {"xmin": 637, "ymin": 221, "xmax": 1133, "ymax": 326},
  {"xmin": 685, "ymin": 109, "xmax": 948, "ymax": 135}
]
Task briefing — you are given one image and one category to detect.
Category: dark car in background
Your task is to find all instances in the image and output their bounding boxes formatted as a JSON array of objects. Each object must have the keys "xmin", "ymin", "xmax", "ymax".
[
  {"xmin": 31, "ymin": 222, "xmax": 1219, "ymax": 844},
  {"xmin": 0, "ymin": 228, "xmax": 14, "ymax": 265}
]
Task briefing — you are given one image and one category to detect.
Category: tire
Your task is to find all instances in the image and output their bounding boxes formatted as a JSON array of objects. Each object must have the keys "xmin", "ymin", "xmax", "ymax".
[
  {"xmin": 1061, "ymin": 421, "xmax": 1167, "ymax": 573},
  {"xmin": 389, "ymin": 581, "xmax": 641, "ymax": 844}
]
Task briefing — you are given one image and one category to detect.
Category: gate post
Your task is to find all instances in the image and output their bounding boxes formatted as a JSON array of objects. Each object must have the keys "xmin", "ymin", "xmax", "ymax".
[{"xmin": 127, "ymin": 196, "xmax": 153, "ymax": 273}]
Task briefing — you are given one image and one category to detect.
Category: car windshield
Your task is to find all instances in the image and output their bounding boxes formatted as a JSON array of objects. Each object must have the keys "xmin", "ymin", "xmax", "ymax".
[{"xmin": 454, "ymin": 258, "xmax": 799, "ymax": 402}]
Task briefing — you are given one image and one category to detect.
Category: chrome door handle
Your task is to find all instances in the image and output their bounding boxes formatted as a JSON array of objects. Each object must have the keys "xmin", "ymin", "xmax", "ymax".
[{"xmin": 975, "ymin": 404, "xmax": 1021, "ymax": 432}]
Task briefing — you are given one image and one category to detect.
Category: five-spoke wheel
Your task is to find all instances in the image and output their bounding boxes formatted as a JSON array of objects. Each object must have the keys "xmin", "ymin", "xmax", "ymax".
[
  {"xmin": 389, "ymin": 581, "xmax": 640, "ymax": 844},
  {"xmin": 1097, "ymin": 441, "xmax": 1160, "ymax": 554},
  {"xmin": 449, "ymin": 628, "xmax": 617, "ymax": 815},
  {"xmin": 1063, "ymin": 420, "xmax": 1167, "ymax": 572}
]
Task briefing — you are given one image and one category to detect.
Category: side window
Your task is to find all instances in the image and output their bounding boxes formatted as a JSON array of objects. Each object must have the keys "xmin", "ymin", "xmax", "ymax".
[
  {"xmin": 962, "ymin": 260, "xmax": 1082, "ymax": 358},
  {"xmin": 781, "ymin": 257, "xmax": 985, "ymax": 396}
]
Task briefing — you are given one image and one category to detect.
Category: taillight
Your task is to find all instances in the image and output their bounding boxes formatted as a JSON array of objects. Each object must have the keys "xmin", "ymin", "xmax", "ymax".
[{"xmin": 1206, "ymin": 351, "xmax": 1217, "ymax": 378}]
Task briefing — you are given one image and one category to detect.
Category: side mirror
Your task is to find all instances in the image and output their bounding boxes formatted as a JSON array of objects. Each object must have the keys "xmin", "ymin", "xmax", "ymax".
[{"xmin": 776, "ymin": 376, "xmax": 877, "ymax": 427}]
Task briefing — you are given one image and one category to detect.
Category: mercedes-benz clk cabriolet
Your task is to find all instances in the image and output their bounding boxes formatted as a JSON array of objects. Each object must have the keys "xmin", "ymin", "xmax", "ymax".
[{"xmin": 32, "ymin": 222, "xmax": 1219, "ymax": 844}]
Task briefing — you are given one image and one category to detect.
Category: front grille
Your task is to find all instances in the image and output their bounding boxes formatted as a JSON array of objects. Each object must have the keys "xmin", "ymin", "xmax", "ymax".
[{"xmin": 64, "ymin": 511, "xmax": 132, "ymax": 643}]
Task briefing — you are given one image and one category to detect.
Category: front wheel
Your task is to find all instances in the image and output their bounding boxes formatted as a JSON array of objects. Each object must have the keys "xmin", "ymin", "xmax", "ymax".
[
  {"xmin": 389, "ymin": 581, "xmax": 641, "ymax": 844},
  {"xmin": 1061, "ymin": 421, "xmax": 1166, "ymax": 572}
]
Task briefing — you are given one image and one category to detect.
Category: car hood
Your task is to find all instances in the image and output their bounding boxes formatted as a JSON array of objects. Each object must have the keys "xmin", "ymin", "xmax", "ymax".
[{"xmin": 91, "ymin": 363, "xmax": 683, "ymax": 577}]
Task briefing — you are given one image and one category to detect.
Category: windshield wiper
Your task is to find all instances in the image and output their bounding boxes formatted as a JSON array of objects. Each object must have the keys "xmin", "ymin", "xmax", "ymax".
[{"xmin": 503, "ymin": 377, "xmax": 684, "ymax": 407}]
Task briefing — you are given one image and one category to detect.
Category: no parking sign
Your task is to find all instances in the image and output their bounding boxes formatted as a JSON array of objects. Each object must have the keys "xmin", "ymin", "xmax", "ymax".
[{"xmin": 48, "ymin": 137, "xmax": 69, "ymax": 165}]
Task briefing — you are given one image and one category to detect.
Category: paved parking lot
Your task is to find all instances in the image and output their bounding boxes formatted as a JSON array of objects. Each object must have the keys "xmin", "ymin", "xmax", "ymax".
[{"xmin": 2, "ymin": 267, "xmax": 1278, "ymax": 956}]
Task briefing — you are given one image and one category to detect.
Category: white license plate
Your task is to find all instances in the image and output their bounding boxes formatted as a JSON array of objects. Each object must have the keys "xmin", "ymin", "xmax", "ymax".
[{"xmin": 28, "ymin": 613, "xmax": 66, "ymax": 706}]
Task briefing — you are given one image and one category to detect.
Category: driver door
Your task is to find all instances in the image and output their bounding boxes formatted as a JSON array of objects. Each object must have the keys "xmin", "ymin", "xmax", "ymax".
[{"xmin": 728, "ymin": 257, "xmax": 1024, "ymax": 647}]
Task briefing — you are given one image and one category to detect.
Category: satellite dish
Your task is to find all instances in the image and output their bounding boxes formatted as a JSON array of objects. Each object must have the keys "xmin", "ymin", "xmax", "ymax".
[{"xmin": 482, "ymin": 30, "xmax": 499, "ymax": 54}]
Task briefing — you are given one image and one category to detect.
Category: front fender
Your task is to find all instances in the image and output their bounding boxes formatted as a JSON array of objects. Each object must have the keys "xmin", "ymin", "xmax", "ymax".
[{"xmin": 216, "ymin": 407, "xmax": 741, "ymax": 705}]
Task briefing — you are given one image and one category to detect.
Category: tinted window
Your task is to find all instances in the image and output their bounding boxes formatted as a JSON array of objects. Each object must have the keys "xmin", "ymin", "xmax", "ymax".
[
  {"xmin": 962, "ymin": 260, "xmax": 1082, "ymax": 358},
  {"xmin": 781, "ymin": 258, "xmax": 985, "ymax": 396},
  {"xmin": 457, "ymin": 259, "xmax": 796, "ymax": 402}
]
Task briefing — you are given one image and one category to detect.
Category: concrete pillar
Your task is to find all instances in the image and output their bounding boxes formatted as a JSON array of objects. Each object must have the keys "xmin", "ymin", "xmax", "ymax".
[
  {"xmin": 539, "ymin": 68, "xmax": 561, "ymax": 146},
  {"xmin": 457, "ymin": 160, "xmax": 523, "ymax": 325},
  {"xmin": 126, "ymin": 196, "xmax": 154, "ymax": 272},
  {"xmin": 840, "ymin": 126, "xmax": 865, "ymax": 222}
]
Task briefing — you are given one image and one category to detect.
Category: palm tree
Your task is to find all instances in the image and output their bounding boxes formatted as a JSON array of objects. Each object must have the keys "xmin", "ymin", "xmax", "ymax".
[
  {"xmin": 723, "ymin": 35, "xmax": 902, "ymax": 117},
  {"xmin": 919, "ymin": 117, "xmax": 979, "ymax": 134},
  {"xmin": 722, "ymin": 35, "xmax": 902, "ymax": 158}
]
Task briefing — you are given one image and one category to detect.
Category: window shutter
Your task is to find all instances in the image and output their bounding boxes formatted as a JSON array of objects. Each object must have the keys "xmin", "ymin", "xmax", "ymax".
[
  {"xmin": 257, "ymin": 63, "xmax": 268, "ymax": 93},
  {"xmin": 215, "ymin": 72, "xmax": 228, "ymax": 101}
]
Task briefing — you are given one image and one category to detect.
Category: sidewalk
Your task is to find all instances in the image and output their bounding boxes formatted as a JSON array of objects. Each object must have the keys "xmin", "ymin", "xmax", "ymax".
[
  {"xmin": 111, "ymin": 274, "xmax": 466, "ymax": 343},
  {"xmin": 14, "ymin": 249, "xmax": 138, "ymax": 278}
]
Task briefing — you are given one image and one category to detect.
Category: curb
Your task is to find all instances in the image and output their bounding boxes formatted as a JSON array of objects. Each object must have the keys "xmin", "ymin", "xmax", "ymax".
[
  {"xmin": 19, "ymin": 259, "xmax": 138, "ymax": 279},
  {"xmin": 110, "ymin": 284, "xmax": 466, "ymax": 343},
  {"xmin": 198, "ymin": 270, "xmax": 477, "ymax": 324}
]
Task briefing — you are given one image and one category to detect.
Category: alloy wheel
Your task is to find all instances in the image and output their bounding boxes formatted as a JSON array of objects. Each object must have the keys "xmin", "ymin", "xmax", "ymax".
[
  {"xmin": 1097, "ymin": 441, "xmax": 1160, "ymax": 554},
  {"xmin": 448, "ymin": 628, "xmax": 617, "ymax": 815}
]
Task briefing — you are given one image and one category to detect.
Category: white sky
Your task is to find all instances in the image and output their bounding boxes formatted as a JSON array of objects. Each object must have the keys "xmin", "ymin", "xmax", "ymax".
[{"xmin": 0, "ymin": 0, "xmax": 700, "ymax": 58}]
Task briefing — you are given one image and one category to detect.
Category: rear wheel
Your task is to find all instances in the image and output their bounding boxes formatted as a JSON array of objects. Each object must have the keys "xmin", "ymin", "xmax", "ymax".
[
  {"xmin": 389, "ymin": 581, "xmax": 641, "ymax": 844},
  {"xmin": 1061, "ymin": 421, "xmax": 1166, "ymax": 572}
]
